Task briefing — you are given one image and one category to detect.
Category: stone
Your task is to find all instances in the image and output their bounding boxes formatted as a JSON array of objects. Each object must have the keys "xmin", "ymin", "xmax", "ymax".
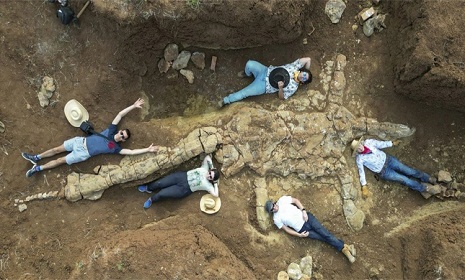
[
  {"xmin": 210, "ymin": 56, "xmax": 217, "ymax": 71},
  {"xmin": 300, "ymin": 256, "xmax": 313, "ymax": 277},
  {"xmin": 363, "ymin": 18, "xmax": 375, "ymax": 37},
  {"xmin": 172, "ymin": 50, "xmax": 191, "ymax": 70},
  {"xmin": 438, "ymin": 170, "xmax": 452, "ymax": 183},
  {"xmin": 163, "ymin": 43, "xmax": 179, "ymax": 62},
  {"xmin": 18, "ymin": 204, "xmax": 27, "ymax": 212},
  {"xmin": 358, "ymin": 7, "xmax": 375, "ymax": 21},
  {"xmin": 157, "ymin": 58, "xmax": 171, "ymax": 73},
  {"xmin": 287, "ymin": 262, "xmax": 302, "ymax": 280},
  {"xmin": 37, "ymin": 76, "xmax": 55, "ymax": 108},
  {"xmin": 325, "ymin": 0, "xmax": 346, "ymax": 24},
  {"xmin": 191, "ymin": 52, "xmax": 205, "ymax": 69},
  {"xmin": 180, "ymin": 69, "xmax": 195, "ymax": 84},
  {"xmin": 277, "ymin": 271, "xmax": 289, "ymax": 280},
  {"xmin": 0, "ymin": 120, "xmax": 4, "ymax": 133}
]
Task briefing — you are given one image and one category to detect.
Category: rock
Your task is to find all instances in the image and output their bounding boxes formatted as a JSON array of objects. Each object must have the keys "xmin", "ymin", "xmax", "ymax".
[
  {"xmin": 363, "ymin": 18, "xmax": 375, "ymax": 37},
  {"xmin": 191, "ymin": 52, "xmax": 206, "ymax": 69},
  {"xmin": 358, "ymin": 7, "xmax": 375, "ymax": 22},
  {"xmin": 18, "ymin": 204, "xmax": 27, "ymax": 212},
  {"xmin": 287, "ymin": 262, "xmax": 302, "ymax": 280},
  {"xmin": 163, "ymin": 43, "xmax": 179, "ymax": 62},
  {"xmin": 325, "ymin": 0, "xmax": 346, "ymax": 24},
  {"xmin": 180, "ymin": 69, "xmax": 195, "ymax": 84},
  {"xmin": 158, "ymin": 58, "xmax": 171, "ymax": 73},
  {"xmin": 37, "ymin": 76, "xmax": 55, "ymax": 108},
  {"xmin": 172, "ymin": 50, "xmax": 191, "ymax": 70},
  {"xmin": 300, "ymin": 256, "xmax": 313, "ymax": 277},
  {"xmin": 210, "ymin": 56, "xmax": 217, "ymax": 71},
  {"xmin": 14, "ymin": 199, "xmax": 19, "ymax": 203},
  {"xmin": 277, "ymin": 271, "xmax": 289, "ymax": 280},
  {"xmin": 438, "ymin": 170, "xmax": 452, "ymax": 183},
  {"xmin": 0, "ymin": 120, "xmax": 4, "ymax": 133}
]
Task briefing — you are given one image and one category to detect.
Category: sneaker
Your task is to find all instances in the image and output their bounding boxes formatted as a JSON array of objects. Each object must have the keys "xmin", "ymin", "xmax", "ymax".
[
  {"xmin": 22, "ymin": 152, "xmax": 38, "ymax": 165},
  {"xmin": 348, "ymin": 244, "xmax": 356, "ymax": 257},
  {"xmin": 138, "ymin": 185, "xmax": 152, "ymax": 193},
  {"xmin": 26, "ymin": 165, "xmax": 39, "ymax": 178},
  {"xmin": 428, "ymin": 176, "xmax": 438, "ymax": 184},
  {"xmin": 143, "ymin": 198, "xmax": 152, "ymax": 209}
]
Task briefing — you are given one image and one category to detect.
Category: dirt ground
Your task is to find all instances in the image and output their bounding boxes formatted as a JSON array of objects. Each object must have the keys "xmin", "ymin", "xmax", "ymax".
[{"xmin": 1, "ymin": 1, "xmax": 465, "ymax": 279}]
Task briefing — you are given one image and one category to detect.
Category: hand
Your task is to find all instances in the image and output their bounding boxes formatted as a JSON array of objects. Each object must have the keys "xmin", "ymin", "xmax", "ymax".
[
  {"xmin": 361, "ymin": 185, "xmax": 372, "ymax": 199},
  {"xmin": 302, "ymin": 210, "xmax": 308, "ymax": 222},
  {"xmin": 278, "ymin": 81, "xmax": 284, "ymax": 88},
  {"xmin": 300, "ymin": 231, "xmax": 309, "ymax": 238},
  {"xmin": 392, "ymin": 139, "xmax": 402, "ymax": 146},
  {"xmin": 147, "ymin": 144, "xmax": 159, "ymax": 153},
  {"xmin": 133, "ymin": 98, "xmax": 145, "ymax": 109}
]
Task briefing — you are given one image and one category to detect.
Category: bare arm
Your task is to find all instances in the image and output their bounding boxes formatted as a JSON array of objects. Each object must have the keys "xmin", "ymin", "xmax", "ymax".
[
  {"xmin": 209, "ymin": 182, "xmax": 219, "ymax": 197},
  {"xmin": 299, "ymin": 57, "xmax": 311, "ymax": 70},
  {"xmin": 282, "ymin": 225, "xmax": 305, "ymax": 237},
  {"xmin": 278, "ymin": 81, "xmax": 285, "ymax": 100},
  {"xmin": 119, "ymin": 144, "xmax": 159, "ymax": 155},
  {"xmin": 112, "ymin": 98, "xmax": 145, "ymax": 125}
]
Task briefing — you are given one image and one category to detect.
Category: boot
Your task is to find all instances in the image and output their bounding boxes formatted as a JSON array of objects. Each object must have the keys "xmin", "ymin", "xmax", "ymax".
[
  {"xmin": 348, "ymin": 244, "xmax": 356, "ymax": 257},
  {"xmin": 342, "ymin": 244, "xmax": 355, "ymax": 263},
  {"xmin": 428, "ymin": 176, "xmax": 438, "ymax": 184}
]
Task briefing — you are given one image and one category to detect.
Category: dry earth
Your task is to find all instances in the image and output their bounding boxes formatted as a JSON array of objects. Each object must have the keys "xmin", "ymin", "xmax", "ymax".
[{"xmin": 1, "ymin": 0, "xmax": 465, "ymax": 279}]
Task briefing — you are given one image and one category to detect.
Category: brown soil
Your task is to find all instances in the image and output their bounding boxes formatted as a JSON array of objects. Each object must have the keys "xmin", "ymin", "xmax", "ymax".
[{"xmin": 1, "ymin": 1, "xmax": 465, "ymax": 279}]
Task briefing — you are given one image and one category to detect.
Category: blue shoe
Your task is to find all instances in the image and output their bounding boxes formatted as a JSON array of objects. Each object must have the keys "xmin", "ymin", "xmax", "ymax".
[
  {"xmin": 26, "ymin": 165, "xmax": 39, "ymax": 178},
  {"xmin": 22, "ymin": 152, "xmax": 38, "ymax": 165},
  {"xmin": 143, "ymin": 198, "xmax": 152, "ymax": 209},
  {"xmin": 138, "ymin": 185, "xmax": 152, "ymax": 193}
]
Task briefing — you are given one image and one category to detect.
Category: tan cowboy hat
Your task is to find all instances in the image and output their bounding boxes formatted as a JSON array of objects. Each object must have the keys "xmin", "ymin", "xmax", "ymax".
[
  {"xmin": 200, "ymin": 194, "xmax": 221, "ymax": 214},
  {"xmin": 351, "ymin": 135, "xmax": 365, "ymax": 157},
  {"xmin": 64, "ymin": 99, "xmax": 89, "ymax": 127}
]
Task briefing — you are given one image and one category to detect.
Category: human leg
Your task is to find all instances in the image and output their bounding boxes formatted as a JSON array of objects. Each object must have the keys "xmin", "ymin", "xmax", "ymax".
[
  {"xmin": 388, "ymin": 156, "xmax": 431, "ymax": 183},
  {"xmin": 145, "ymin": 171, "xmax": 187, "ymax": 192},
  {"xmin": 223, "ymin": 61, "xmax": 268, "ymax": 104},
  {"xmin": 144, "ymin": 183, "xmax": 192, "ymax": 209},
  {"xmin": 300, "ymin": 212, "xmax": 344, "ymax": 251},
  {"xmin": 381, "ymin": 157, "xmax": 427, "ymax": 192}
]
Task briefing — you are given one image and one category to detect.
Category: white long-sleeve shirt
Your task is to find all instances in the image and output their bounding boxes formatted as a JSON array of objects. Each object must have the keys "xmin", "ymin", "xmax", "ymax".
[{"xmin": 355, "ymin": 139, "xmax": 393, "ymax": 186}]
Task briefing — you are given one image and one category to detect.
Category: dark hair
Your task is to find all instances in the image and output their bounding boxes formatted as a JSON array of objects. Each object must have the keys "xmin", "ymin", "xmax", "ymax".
[
  {"xmin": 209, "ymin": 168, "xmax": 220, "ymax": 183},
  {"xmin": 123, "ymin": 129, "xmax": 131, "ymax": 140},
  {"xmin": 300, "ymin": 68, "xmax": 312, "ymax": 85},
  {"xmin": 265, "ymin": 200, "xmax": 274, "ymax": 214}
]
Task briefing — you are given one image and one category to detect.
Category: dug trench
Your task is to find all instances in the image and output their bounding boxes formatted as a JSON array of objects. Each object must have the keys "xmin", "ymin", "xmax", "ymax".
[{"xmin": 1, "ymin": 0, "xmax": 465, "ymax": 279}]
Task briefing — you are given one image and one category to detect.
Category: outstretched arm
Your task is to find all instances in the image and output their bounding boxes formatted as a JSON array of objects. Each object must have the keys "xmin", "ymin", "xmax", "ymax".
[
  {"xmin": 119, "ymin": 144, "xmax": 159, "ymax": 155},
  {"xmin": 298, "ymin": 57, "xmax": 311, "ymax": 70},
  {"xmin": 282, "ymin": 225, "xmax": 305, "ymax": 237},
  {"xmin": 112, "ymin": 98, "xmax": 145, "ymax": 125}
]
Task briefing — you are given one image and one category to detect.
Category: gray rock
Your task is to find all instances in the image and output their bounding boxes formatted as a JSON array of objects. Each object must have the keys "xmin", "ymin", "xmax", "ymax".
[
  {"xmin": 18, "ymin": 204, "xmax": 27, "ymax": 212},
  {"xmin": 180, "ymin": 69, "xmax": 195, "ymax": 84},
  {"xmin": 300, "ymin": 256, "xmax": 313, "ymax": 277},
  {"xmin": 164, "ymin": 43, "xmax": 179, "ymax": 62},
  {"xmin": 172, "ymin": 50, "xmax": 191, "ymax": 70},
  {"xmin": 287, "ymin": 262, "xmax": 302, "ymax": 280},
  {"xmin": 325, "ymin": 0, "xmax": 346, "ymax": 24},
  {"xmin": 363, "ymin": 18, "xmax": 375, "ymax": 37},
  {"xmin": 157, "ymin": 58, "xmax": 171, "ymax": 73},
  {"xmin": 438, "ymin": 170, "xmax": 452, "ymax": 183},
  {"xmin": 191, "ymin": 52, "xmax": 206, "ymax": 69}
]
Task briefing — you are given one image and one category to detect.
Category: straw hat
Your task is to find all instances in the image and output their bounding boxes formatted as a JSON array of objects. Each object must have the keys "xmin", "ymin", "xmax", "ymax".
[
  {"xmin": 64, "ymin": 99, "xmax": 89, "ymax": 127},
  {"xmin": 200, "ymin": 194, "xmax": 221, "ymax": 214},
  {"xmin": 351, "ymin": 136, "xmax": 365, "ymax": 157}
]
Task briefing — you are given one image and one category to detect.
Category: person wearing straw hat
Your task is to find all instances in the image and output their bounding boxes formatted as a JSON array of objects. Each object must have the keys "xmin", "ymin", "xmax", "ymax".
[
  {"xmin": 21, "ymin": 98, "xmax": 159, "ymax": 177},
  {"xmin": 265, "ymin": 196, "xmax": 357, "ymax": 263},
  {"xmin": 350, "ymin": 137, "xmax": 440, "ymax": 199},
  {"xmin": 138, "ymin": 154, "xmax": 220, "ymax": 209},
  {"xmin": 218, "ymin": 57, "xmax": 313, "ymax": 107}
]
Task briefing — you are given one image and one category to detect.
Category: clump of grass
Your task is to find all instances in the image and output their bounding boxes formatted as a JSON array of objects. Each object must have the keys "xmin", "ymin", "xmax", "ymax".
[{"xmin": 186, "ymin": 0, "xmax": 200, "ymax": 9}]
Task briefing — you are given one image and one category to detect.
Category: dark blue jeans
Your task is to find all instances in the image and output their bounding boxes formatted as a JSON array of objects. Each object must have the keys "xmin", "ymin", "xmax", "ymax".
[
  {"xmin": 147, "ymin": 171, "xmax": 193, "ymax": 203},
  {"xmin": 298, "ymin": 212, "xmax": 344, "ymax": 251},
  {"xmin": 379, "ymin": 156, "xmax": 430, "ymax": 193}
]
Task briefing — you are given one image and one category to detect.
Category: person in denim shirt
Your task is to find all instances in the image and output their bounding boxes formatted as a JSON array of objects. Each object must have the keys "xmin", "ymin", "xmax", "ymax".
[
  {"xmin": 138, "ymin": 155, "xmax": 220, "ymax": 209},
  {"xmin": 22, "ymin": 98, "xmax": 159, "ymax": 177},
  {"xmin": 351, "ymin": 137, "xmax": 440, "ymax": 198},
  {"xmin": 219, "ymin": 57, "xmax": 313, "ymax": 106},
  {"xmin": 265, "ymin": 195, "xmax": 357, "ymax": 263}
]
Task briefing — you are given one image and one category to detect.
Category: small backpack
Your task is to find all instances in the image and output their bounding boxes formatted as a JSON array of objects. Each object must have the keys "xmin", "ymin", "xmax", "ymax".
[{"xmin": 57, "ymin": 6, "xmax": 75, "ymax": 25}]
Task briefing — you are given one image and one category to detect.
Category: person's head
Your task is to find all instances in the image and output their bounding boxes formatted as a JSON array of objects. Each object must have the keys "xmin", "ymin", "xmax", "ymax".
[
  {"xmin": 115, "ymin": 129, "xmax": 131, "ymax": 143},
  {"xmin": 298, "ymin": 69, "xmax": 312, "ymax": 85},
  {"xmin": 207, "ymin": 168, "xmax": 220, "ymax": 183},
  {"xmin": 350, "ymin": 137, "xmax": 365, "ymax": 155},
  {"xmin": 265, "ymin": 200, "xmax": 278, "ymax": 214}
]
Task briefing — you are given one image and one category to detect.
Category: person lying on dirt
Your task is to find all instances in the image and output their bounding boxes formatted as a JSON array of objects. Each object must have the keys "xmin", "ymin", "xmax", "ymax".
[
  {"xmin": 21, "ymin": 98, "xmax": 159, "ymax": 177},
  {"xmin": 265, "ymin": 195, "xmax": 357, "ymax": 263},
  {"xmin": 351, "ymin": 137, "xmax": 441, "ymax": 199},
  {"xmin": 218, "ymin": 57, "xmax": 312, "ymax": 107},
  {"xmin": 138, "ymin": 154, "xmax": 220, "ymax": 209}
]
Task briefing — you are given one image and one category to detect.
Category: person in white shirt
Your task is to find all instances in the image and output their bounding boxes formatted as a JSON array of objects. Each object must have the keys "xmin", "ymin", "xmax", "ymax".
[
  {"xmin": 351, "ymin": 137, "xmax": 440, "ymax": 198},
  {"xmin": 265, "ymin": 195, "xmax": 356, "ymax": 263}
]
